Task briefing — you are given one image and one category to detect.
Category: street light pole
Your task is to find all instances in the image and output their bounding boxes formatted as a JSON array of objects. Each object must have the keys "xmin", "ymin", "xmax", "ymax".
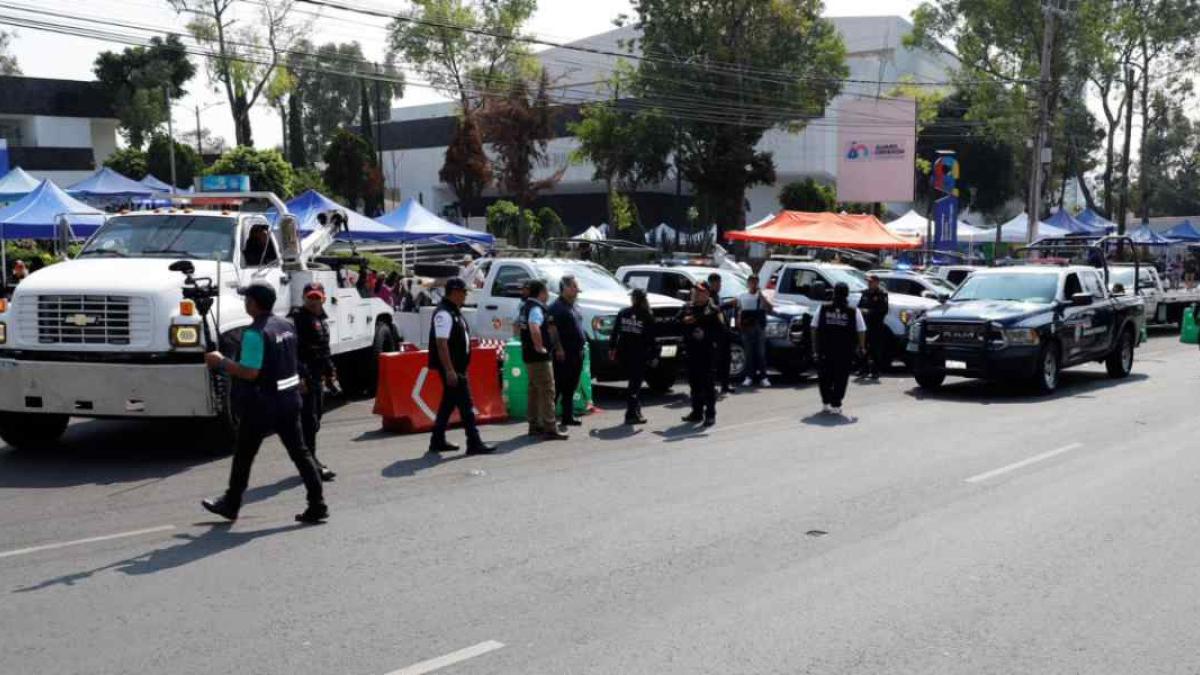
[{"xmin": 164, "ymin": 85, "xmax": 177, "ymax": 194}]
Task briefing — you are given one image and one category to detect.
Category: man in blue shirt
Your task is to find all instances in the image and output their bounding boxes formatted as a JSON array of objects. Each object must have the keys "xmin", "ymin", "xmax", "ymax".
[{"xmin": 518, "ymin": 280, "xmax": 568, "ymax": 440}]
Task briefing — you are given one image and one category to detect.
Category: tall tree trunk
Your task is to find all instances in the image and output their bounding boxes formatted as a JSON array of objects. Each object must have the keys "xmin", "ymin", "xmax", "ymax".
[
  {"xmin": 1098, "ymin": 83, "xmax": 1120, "ymax": 219},
  {"xmin": 278, "ymin": 104, "xmax": 289, "ymax": 158},
  {"xmin": 232, "ymin": 93, "xmax": 253, "ymax": 147},
  {"xmin": 287, "ymin": 95, "xmax": 307, "ymax": 168},
  {"xmin": 1137, "ymin": 45, "xmax": 1152, "ymax": 225},
  {"xmin": 1116, "ymin": 68, "xmax": 1136, "ymax": 234}
]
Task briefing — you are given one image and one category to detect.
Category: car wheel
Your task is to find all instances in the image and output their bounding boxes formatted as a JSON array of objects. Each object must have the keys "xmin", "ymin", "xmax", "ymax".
[
  {"xmin": 1105, "ymin": 328, "xmax": 1134, "ymax": 378},
  {"xmin": 1033, "ymin": 342, "xmax": 1060, "ymax": 394},
  {"xmin": 645, "ymin": 362, "xmax": 678, "ymax": 394}
]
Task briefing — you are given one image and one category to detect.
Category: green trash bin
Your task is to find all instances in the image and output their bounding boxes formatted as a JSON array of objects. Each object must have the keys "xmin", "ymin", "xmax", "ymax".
[
  {"xmin": 502, "ymin": 339, "xmax": 594, "ymax": 420},
  {"xmin": 1181, "ymin": 306, "xmax": 1199, "ymax": 345}
]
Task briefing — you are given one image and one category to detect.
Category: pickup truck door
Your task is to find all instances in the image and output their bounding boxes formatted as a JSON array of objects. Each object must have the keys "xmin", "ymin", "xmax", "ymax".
[
  {"xmin": 1057, "ymin": 272, "xmax": 1092, "ymax": 363},
  {"xmin": 475, "ymin": 263, "xmax": 531, "ymax": 341},
  {"xmin": 1080, "ymin": 270, "xmax": 1115, "ymax": 357},
  {"xmin": 775, "ymin": 267, "xmax": 825, "ymax": 312}
]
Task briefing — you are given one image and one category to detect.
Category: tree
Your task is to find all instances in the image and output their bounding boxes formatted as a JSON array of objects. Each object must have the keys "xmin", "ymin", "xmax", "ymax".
[
  {"xmin": 778, "ymin": 179, "xmax": 834, "ymax": 212},
  {"xmin": 292, "ymin": 166, "xmax": 329, "ymax": 195},
  {"xmin": 439, "ymin": 112, "xmax": 492, "ymax": 220},
  {"xmin": 322, "ymin": 129, "xmax": 374, "ymax": 210},
  {"xmin": 630, "ymin": 0, "xmax": 846, "ymax": 232},
  {"xmin": 536, "ymin": 207, "xmax": 565, "ymax": 240},
  {"xmin": 170, "ymin": 0, "xmax": 307, "ymax": 146},
  {"xmin": 146, "ymin": 134, "xmax": 204, "ymax": 189},
  {"xmin": 0, "ymin": 30, "xmax": 20, "ymax": 75},
  {"xmin": 481, "ymin": 70, "xmax": 561, "ymax": 209},
  {"xmin": 180, "ymin": 128, "xmax": 226, "ymax": 155},
  {"xmin": 93, "ymin": 35, "xmax": 195, "ymax": 149},
  {"xmin": 104, "ymin": 147, "xmax": 149, "ymax": 179},
  {"xmin": 485, "ymin": 199, "xmax": 521, "ymax": 242},
  {"xmin": 208, "ymin": 146, "xmax": 295, "ymax": 197},
  {"xmin": 287, "ymin": 93, "xmax": 307, "ymax": 167}
]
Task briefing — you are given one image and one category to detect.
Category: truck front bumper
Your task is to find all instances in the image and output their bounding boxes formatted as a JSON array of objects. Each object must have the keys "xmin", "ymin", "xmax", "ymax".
[
  {"xmin": 912, "ymin": 344, "xmax": 1042, "ymax": 381},
  {"xmin": 588, "ymin": 337, "xmax": 683, "ymax": 381},
  {"xmin": 0, "ymin": 358, "xmax": 217, "ymax": 418}
]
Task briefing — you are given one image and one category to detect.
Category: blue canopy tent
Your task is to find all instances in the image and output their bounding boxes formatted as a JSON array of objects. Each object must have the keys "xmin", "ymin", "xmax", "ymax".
[
  {"xmin": 283, "ymin": 190, "xmax": 403, "ymax": 241},
  {"xmin": 0, "ymin": 179, "xmax": 105, "ymax": 284},
  {"xmin": 375, "ymin": 198, "xmax": 495, "ymax": 246},
  {"xmin": 1128, "ymin": 223, "xmax": 1175, "ymax": 246},
  {"xmin": 1044, "ymin": 209, "xmax": 1104, "ymax": 236},
  {"xmin": 139, "ymin": 174, "xmax": 174, "ymax": 192},
  {"xmin": 68, "ymin": 167, "xmax": 155, "ymax": 203},
  {"xmin": 0, "ymin": 167, "xmax": 42, "ymax": 202},
  {"xmin": 1164, "ymin": 219, "xmax": 1200, "ymax": 242},
  {"xmin": 1077, "ymin": 208, "xmax": 1117, "ymax": 233}
]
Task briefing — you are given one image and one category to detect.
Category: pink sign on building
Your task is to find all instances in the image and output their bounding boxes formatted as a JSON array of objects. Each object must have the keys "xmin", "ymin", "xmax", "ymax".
[{"xmin": 835, "ymin": 98, "xmax": 917, "ymax": 204}]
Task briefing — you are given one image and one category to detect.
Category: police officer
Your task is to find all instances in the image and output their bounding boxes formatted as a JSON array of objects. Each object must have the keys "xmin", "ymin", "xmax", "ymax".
[
  {"xmin": 858, "ymin": 274, "xmax": 890, "ymax": 379},
  {"xmin": 679, "ymin": 282, "xmax": 722, "ymax": 426},
  {"xmin": 707, "ymin": 272, "xmax": 735, "ymax": 394},
  {"xmin": 549, "ymin": 275, "xmax": 586, "ymax": 427},
  {"xmin": 290, "ymin": 282, "xmax": 337, "ymax": 482},
  {"xmin": 813, "ymin": 282, "xmax": 866, "ymax": 415},
  {"xmin": 428, "ymin": 278, "xmax": 496, "ymax": 455},
  {"xmin": 201, "ymin": 282, "xmax": 328, "ymax": 524},
  {"xmin": 519, "ymin": 279, "xmax": 568, "ymax": 440},
  {"xmin": 609, "ymin": 288, "xmax": 655, "ymax": 425}
]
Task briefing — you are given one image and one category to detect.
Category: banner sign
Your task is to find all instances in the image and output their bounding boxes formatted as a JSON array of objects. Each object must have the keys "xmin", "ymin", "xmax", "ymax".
[
  {"xmin": 932, "ymin": 154, "xmax": 960, "ymax": 196},
  {"xmin": 836, "ymin": 98, "xmax": 917, "ymax": 203},
  {"xmin": 199, "ymin": 174, "xmax": 250, "ymax": 192},
  {"xmin": 934, "ymin": 195, "xmax": 959, "ymax": 246}
]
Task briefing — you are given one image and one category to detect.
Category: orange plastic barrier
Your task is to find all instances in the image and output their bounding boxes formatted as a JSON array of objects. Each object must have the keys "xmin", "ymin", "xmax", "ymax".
[{"xmin": 373, "ymin": 340, "xmax": 508, "ymax": 433}]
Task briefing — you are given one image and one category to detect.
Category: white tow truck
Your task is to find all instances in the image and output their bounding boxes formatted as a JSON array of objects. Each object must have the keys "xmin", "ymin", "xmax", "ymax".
[
  {"xmin": 1107, "ymin": 263, "xmax": 1200, "ymax": 326},
  {"xmin": 0, "ymin": 192, "xmax": 397, "ymax": 451}
]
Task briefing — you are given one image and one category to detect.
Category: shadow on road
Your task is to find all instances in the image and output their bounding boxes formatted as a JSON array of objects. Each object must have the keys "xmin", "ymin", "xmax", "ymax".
[
  {"xmin": 800, "ymin": 412, "xmax": 859, "ymax": 427},
  {"xmin": 904, "ymin": 371, "xmax": 1149, "ymax": 405},
  {"xmin": 588, "ymin": 424, "xmax": 643, "ymax": 441},
  {"xmin": 653, "ymin": 423, "xmax": 710, "ymax": 443},
  {"xmin": 13, "ymin": 523, "xmax": 305, "ymax": 593}
]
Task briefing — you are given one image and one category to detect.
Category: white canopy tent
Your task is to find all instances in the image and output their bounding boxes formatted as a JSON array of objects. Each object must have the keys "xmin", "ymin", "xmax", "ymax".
[
  {"xmin": 577, "ymin": 225, "xmax": 607, "ymax": 241},
  {"xmin": 885, "ymin": 209, "xmax": 991, "ymax": 242},
  {"xmin": 984, "ymin": 213, "xmax": 1070, "ymax": 243}
]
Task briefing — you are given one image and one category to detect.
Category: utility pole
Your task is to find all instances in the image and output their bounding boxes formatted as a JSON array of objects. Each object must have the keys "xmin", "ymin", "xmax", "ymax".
[
  {"xmin": 164, "ymin": 86, "xmax": 177, "ymax": 194},
  {"xmin": 1026, "ymin": 2, "xmax": 1059, "ymax": 244},
  {"xmin": 194, "ymin": 104, "xmax": 203, "ymax": 156}
]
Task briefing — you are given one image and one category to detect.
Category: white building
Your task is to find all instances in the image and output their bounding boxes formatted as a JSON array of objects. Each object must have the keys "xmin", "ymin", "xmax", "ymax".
[
  {"xmin": 378, "ymin": 16, "xmax": 956, "ymax": 230},
  {"xmin": 0, "ymin": 76, "xmax": 120, "ymax": 186}
]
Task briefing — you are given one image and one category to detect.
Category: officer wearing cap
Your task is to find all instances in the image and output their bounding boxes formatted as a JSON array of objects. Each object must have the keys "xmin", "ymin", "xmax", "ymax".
[
  {"xmin": 290, "ymin": 281, "xmax": 338, "ymax": 481},
  {"xmin": 428, "ymin": 278, "xmax": 496, "ymax": 455},
  {"xmin": 858, "ymin": 273, "xmax": 889, "ymax": 379},
  {"xmin": 678, "ymin": 281, "xmax": 722, "ymax": 426},
  {"xmin": 201, "ymin": 281, "xmax": 328, "ymax": 524}
]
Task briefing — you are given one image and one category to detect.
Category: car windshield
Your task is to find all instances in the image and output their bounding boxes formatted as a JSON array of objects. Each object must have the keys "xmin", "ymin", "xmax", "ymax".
[
  {"xmin": 951, "ymin": 272, "xmax": 1060, "ymax": 304},
  {"xmin": 79, "ymin": 215, "xmax": 236, "ymax": 261},
  {"xmin": 538, "ymin": 263, "xmax": 627, "ymax": 294},
  {"xmin": 825, "ymin": 268, "xmax": 869, "ymax": 292}
]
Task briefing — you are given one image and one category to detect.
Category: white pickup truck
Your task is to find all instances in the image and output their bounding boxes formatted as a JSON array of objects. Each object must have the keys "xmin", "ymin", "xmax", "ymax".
[
  {"xmin": 0, "ymin": 193, "xmax": 397, "ymax": 451},
  {"xmin": 1107, "ymin": 263, "xmax": 1200, "ymax": 326}
]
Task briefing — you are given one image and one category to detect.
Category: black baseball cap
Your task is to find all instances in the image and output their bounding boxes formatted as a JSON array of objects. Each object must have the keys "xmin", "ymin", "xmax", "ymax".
[
  {"xmin": 238, "ymin": 281, "xmax": 277, "ymax": 310},
  {"xmin": 445, "ymin": 278, "xmax": 467, "ymax": 292}
]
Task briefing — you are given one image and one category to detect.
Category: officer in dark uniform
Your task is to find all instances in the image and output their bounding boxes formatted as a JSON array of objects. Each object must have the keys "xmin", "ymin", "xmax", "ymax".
[
  {"xmin": 679, "ymin": 282, "xmax": 722, "ymax": 426},
  {"xmin": 707, "ymin": 272, "xmax": 735, "ymax": 394},
  {"xmin": 609, "ymin": 288, "xmax": 655, "ymax": 425},
  {"xmin": 290, "ymin": 282, "xmax": 337, "ymax": 482},
  {"xmin": 518, "ymin": 280, "xmax": 568, "ymax": 440},
  {"xmin": 549, "ymin": 275, "xmax": 586, "ymax": 427},
  {"xmin": 858, "ymin": 274, "xmax": 890, "ymax": 379},
  {"xmin": 813, "ymin": 282, "xmax": 866, "ymax": 415},
  {"xmin": 428, "ymin": 278, "xmax": 496, "ymax": 455},
  {"xmin": 202, "ymin": 282, "xmax": 328, "ymax": 524}
]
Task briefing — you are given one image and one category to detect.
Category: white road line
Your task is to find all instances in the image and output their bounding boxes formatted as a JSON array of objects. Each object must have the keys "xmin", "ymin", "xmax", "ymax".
[
  {"xmin": 386, "ymin": 641, "xmax": 505, "ymax": 675},
  {"xmin": 0, "ymin": 524, "xmax": 176, "ymax": 560},
  {"xmin": 964, "ymin": 443, "xmax": 1085, "ymax": 484}
]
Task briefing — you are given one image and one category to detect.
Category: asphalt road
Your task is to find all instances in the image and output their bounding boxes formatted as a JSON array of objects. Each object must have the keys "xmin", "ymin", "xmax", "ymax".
[{"xmin": 1, "ymin": 332, "xmax": 1198, "ymax": 674}]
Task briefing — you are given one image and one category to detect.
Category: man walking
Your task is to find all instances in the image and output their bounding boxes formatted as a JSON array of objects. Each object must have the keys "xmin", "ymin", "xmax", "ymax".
[
  {"xmin": 610, "ymin": 288, "xmax": 655, "ymax": 425},
  {"xmin": 201, "ymin": 282, "xmax": 328, "ymax": 524},
  {"xmin": 707, "ymin": 272, "xmax": 734, "ymax": 394},
  {"xmin": 858, "ymin": 274, "xmax": 890, "ymax": 379},
  {"xmin": 519, "ymin": 280, "xmax": 568, "ymax": 440},
  {"xmin": 813, "ymin": 282, "xmax": 866, "ymax": 415},
  {"xmin": 291, "ymin": 282, "xmax": 338, "ymax": 482},
  {"xmin": 679, "ymin": 282, "xmax": 722, "ymax": 426},
  {"xmin": 737, "ymin": 273, "xmax": 772, "ymax": 387},
  {"xmin": 428, "ymin": 278, "xmax": 496, "ymax": 455},
  {"xmin": 549, "ymin": 275, "xmax": 586, "ymax": 428}
]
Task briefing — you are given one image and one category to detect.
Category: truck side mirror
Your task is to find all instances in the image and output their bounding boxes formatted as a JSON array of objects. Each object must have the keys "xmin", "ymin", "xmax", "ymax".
[
  {"xmin": 278, "ymin": 214, "xmax": 302, "ymax": 269},
  {"xmin": 1071, "ymin": 292, "xmax": 1094, "ymax": 307},
  {"xmin": 921, "ymin": 290, "xmax": 937, "ymax": 299}
]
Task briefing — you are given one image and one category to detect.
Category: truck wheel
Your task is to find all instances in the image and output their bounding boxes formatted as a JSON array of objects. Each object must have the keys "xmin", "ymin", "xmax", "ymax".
[
  {"xmin": 0, "ymin": 412, "xmax": 68, "ymax": 451},
  {"xmin": 645, "ymin": 362, "xmax": 678, "ymax": 394},
  {"xmin": 1033, "ymin": 343, "xmax": 1060, "ymax": 394},
  {"xmin": 1106, "ymin": 328, "xmax": 1135, "ymax": 378},
  {"xmin": 914, "ymin": 371, "xmax": 944, "ymax": 391},
  {"xmin": 728, "ymin": 342, "xmax": 747, "ymax": 383}
]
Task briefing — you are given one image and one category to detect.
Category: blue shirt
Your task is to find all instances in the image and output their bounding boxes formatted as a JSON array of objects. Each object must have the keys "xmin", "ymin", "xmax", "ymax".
[{"xmin": 528, "ymin": 306, "xmax": 545, "ymax": 326}]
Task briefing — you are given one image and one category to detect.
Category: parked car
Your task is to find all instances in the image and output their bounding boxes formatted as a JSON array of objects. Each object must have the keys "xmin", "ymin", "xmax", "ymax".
[
  {"xmin": 925, "ymin": 265, "xmax": 984, "ymax": 287},
  {"xmin": 871, "ymin": 269, "xmax": 957, "ymax": 302}
]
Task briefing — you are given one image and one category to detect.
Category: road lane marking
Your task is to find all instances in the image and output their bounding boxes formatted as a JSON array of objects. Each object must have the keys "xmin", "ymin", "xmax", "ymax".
[
  {"xmin": 964, "ymin": 443, "xmax": 1085, "ymax": 484},
  {"xmin": 0, "ymin": 524, "xmax": 176, "ymax": 560},
  {"xmin": 386, "ymin": 641, "xmax": 505, "ymax": 675}
]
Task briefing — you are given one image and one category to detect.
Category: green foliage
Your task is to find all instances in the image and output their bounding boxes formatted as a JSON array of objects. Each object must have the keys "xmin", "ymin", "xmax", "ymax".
[
  {"xmin": 208, "ymin": 146, "xmax": 296, "ymax": 197},
  {"xmin": 778, "ymin": 179, "xmax": 835, "ymax": 212},
  {"xmin": 0, "ymin": 30, "xmax": 19, "ymax": 75},
  {"xmin": 569, "ymin": 99, "xmax": 674, "ymax": 192},
  {"xmin": 291, "ymin": 166, "xmax": 329, "ymax": 196},
  {"xmin": 631, "ymin": 0, "xmax": 846, "ymax": 231},
  {"xmin": 331, "ymin": 249, "xmax": 401, "ymax": 275},
  {"xmin": 609, "ymin": 191, "xmax": 645, "ymax": 242},
  {"xmin": 1138, "ymin": 92, "xmax": 1200, "ymax": 216},
  {"xmin": 4, "ymin": 240, "xmax": 55, "ymax": 268},
  {"xmin": 93, "ymin": 35, "xmax": 196, "ymax": 150},
  {"xmin": 103, "ymin": 147, "xmax": 148, "ymax": 180},
  {"xmin": 287, "ymin": 94, "xmax": 307, "ymax": 167},
  {"xmin": 481, "ymin": 69, "xmax": 559, "ymax": 208},
  {"xmin": 322, "ymin": 129, "xmax": 375, "ymax": 211},
  {"xmin": 535, "ymin": 207, "xmax": 565, "ymax": 240},
  {"xmin": 485, "ymin": 199, "xmax": 521, "ymax": 242},
  {"xmin": 146, "ymin": 134, "xmax": 203, "ymax": 189}
]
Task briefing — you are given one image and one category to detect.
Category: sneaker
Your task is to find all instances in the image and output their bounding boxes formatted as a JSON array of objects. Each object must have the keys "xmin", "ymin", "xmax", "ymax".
[
  {"xmin": 201, "ymin": 496, "xmax": 239, "ymax": 521},
  {"xmin": 541, "ymin": 429, "xmax": 569, "ymax": 441},
  {"xmin": 703, "ymin": 416, "xmax": 716, "ymax": 427},
  {"xmin": 465, "ymin": 444, "xmax": 497, "ymax": 455},
  {"xmin": 831, "ymin": 406, "xmax": 842, "ymax": 415},
  {"xmin": 742, "ymin": 377, "xmax": 753, "ymax": 387},
  {"xmin": 761, "ymin": 377, "xmax": 772, "ymax": 387},
  {"xmin": 821, "ymin": 404, "xmax": 832, "ymax": 414},
  {"xmin": 295, "ymin": 503, "xmax": 329, "ymax": 524},
  {"xmin": 318, "ymin": 465, "xmax": 337, "ymax": 482}
]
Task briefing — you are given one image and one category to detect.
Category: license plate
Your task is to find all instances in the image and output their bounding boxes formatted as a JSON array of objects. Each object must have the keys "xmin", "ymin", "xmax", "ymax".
[
  {"xmin": 945, "ymin": 359, "xmax": 967, "ymax": 370},
  {"xmin": 659, "ymin": 345, "xmax": 677, "ymax": 358}
]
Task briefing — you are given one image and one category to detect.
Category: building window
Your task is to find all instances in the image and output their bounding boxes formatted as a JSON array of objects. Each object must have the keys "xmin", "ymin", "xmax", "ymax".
[{"xmin": 0, "ymin": 120, "xmax": 23, "ymax": 147}]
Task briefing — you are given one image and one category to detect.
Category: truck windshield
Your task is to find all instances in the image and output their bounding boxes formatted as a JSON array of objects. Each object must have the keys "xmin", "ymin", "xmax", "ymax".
[
  {"xmin": 79, "ymin": 215, "xmax": 236, "ymax": 261},
  {"xmin": 825, "ymin": 268, "xmax": 869, "ymax": 292},
  {"xmin": 952, "ymin": 273, "xmax": 1060, "ymax": 304},
  {"xmin": 538, "ymin": 263, "xmax": 627, "ymax": 294}
]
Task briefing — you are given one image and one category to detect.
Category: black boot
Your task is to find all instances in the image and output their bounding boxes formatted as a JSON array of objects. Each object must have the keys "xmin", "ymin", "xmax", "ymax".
[
  {"xmin": 202, "ymin": 495, "xmax": 240, "ymax": 521},
  {"xmin": 318, "ymin": 463, "xmax": 337, "ymax": 482},
  {"xmin": 295, "ymin": 503, "xmax": 329, "ymax": 524}
]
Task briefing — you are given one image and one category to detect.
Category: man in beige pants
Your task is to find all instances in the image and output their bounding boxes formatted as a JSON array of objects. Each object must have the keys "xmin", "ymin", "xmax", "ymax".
[{"xmin": 518, "ymin": 279, "xmax": 568, "ymax": 440}]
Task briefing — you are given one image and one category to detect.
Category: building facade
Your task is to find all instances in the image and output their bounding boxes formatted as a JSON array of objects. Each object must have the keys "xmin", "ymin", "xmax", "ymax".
[
  {"xmin": 0, "ymin": 76, "xmax": 119, "ymax": 186},
  {"xmin": 377, "ymin": 16, "xmax": 956, "ymax": 231}
]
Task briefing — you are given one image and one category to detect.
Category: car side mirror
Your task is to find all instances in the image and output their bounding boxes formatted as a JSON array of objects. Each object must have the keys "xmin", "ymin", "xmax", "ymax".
[
  {"xmin": 676, "ymin": 289, "xmax": 691, "ymax": 301},
  {"xmin": 1071, "ymin": 292, "xmax": 1093, "ymax": 307},
  {"xmin": 921, "ymin": 290, "xmax": 937, "ymax": 299},
  {"xmin": 1112, "ymin": 283, "xmax": 1126, "ymax": 296}
]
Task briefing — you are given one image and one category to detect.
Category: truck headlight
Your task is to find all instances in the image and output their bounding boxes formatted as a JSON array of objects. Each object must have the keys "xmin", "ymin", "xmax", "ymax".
[
  {"xmin": 764, "ymin": 319, "xmax": 789, "ymax": 339},
  {"xmin": 1001, "ymin": 328, "xmax": 1039, "ymax": 346},
  {"xmin": 0, "ymin": 321, "xmax": 6, "ymax": 344},
  {"xmin": 591, "ymin": 315, "xmax": 616, "ymax": 339},
  {"xmin": 170, "ymin": 324, "xmax": 201, "ymax": 347}
]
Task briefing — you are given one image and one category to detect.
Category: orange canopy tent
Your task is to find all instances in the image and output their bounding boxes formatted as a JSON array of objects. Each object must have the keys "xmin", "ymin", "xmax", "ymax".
[{"xmin": 725, "ymin": 211, "xmax": 919, "ymax": 250}]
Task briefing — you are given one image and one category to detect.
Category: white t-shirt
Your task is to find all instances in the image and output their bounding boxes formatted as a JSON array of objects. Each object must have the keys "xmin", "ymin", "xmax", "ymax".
[
  {"xmin": 738, "ymin": 291, "xmax": 766, "ymax": 311},
  {"xmin": 815, "ymin": 304, "xmax": 867, "ymax": 332},
  {"xmin": 432, "ymin": 308, "xmax": 468, "ymax": 340}
]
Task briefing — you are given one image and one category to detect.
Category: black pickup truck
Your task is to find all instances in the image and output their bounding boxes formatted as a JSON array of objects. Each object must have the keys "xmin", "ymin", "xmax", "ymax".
[{"xmin": 908, "ymin": 250, "xmax": 1145, "ymax": 393}]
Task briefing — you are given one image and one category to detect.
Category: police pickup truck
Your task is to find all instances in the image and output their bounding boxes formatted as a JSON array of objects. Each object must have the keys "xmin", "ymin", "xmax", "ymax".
[{"xmin": 908, "ymin": 238, "xmax": 1144, "ymax": 394}]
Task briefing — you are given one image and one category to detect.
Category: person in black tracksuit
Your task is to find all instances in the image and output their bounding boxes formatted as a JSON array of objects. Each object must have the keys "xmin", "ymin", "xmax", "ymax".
[
  {"xmin": 858, "ymin": 275, "xmax": 890, "ymax": 379},
  {"xmin": 610, "ymin": 288, "xmax": 655, "ymax": 425},
  {"xmin": 291, "ymin": 282, "xmax": 338, "ymax": 482},
  {"xmin": 679, "ymin": 282, "xmax": 722, "ymax": 426},
  {"xmin": 201, "ymin": 282, "xmax": 328, "ymax": 524},
  {"xmin": 707, "ymin": 273, "xmax": 734, "ymax": 394},
  {"xmin": 814, "ymin": 282, "xmax": 866, "ymax": 415},
  {"xmin": 549, "ymin": 275, "xmax": 586, "ymax": 427},
  {"xmin": 428, "ymin": 278, "xmax": 496, "ymax": 455}
]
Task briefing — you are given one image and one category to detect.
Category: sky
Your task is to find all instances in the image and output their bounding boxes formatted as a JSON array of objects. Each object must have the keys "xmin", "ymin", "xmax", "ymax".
[{"xmin": 1, "ymin": 0, "xmax": 924, "ymax": 151}]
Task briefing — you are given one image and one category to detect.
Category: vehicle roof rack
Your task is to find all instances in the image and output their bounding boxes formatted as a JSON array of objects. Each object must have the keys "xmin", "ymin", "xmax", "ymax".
[
  {"xmin": 543, "ymin": 237, "xmax": 657, "ymax": 252},
  {"xmin": 1013, "ymin": 235, "xmax": 1140, "ymax": 290}
]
